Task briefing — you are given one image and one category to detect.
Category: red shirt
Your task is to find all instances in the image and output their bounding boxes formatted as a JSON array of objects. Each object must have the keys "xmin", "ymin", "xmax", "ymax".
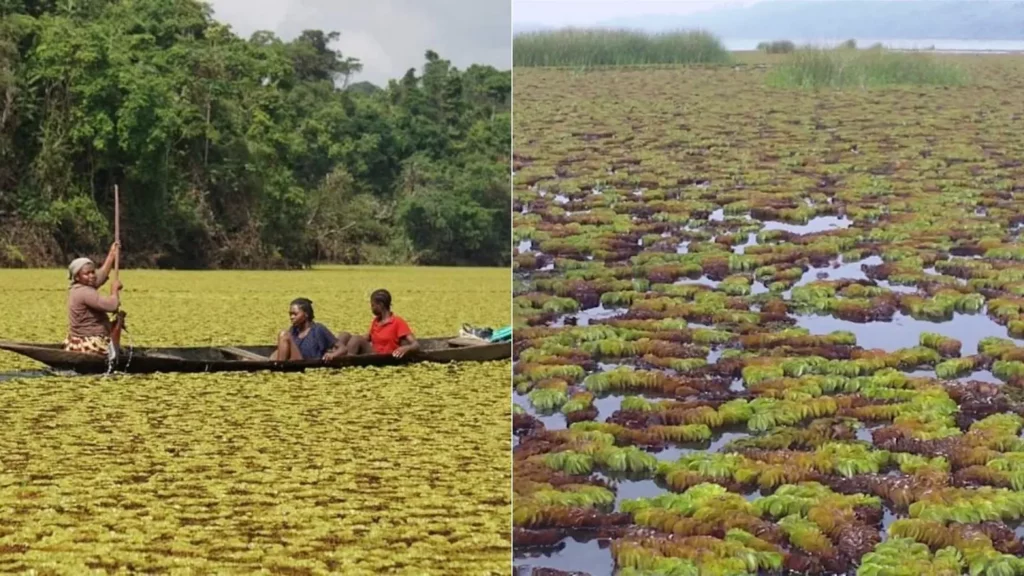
[{"xmin": 369, "ymin": 315, "xmax": 412, "ymax": 354}]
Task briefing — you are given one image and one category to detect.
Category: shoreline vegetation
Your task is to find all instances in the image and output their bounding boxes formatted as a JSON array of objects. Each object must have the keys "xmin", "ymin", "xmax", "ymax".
[
  {"xmin": 513, "ymin": 28, "xmax": 972, "ymax": 89},
  {"xmin": 766, "ymin": 46, "xmax": 969, "ymax": 89},
  {"xmin": 1, "ymin": 0, "xmax": 510, "ymax": 270},
  {"xmin": 513, "ymin": 29, "xmax": 732, "ymax": 67}
]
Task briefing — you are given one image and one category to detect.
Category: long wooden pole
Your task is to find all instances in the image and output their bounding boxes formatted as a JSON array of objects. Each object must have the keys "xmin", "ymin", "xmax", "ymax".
[
  {"xmin": 114, "ymin": 184, "xmax": 120, "ymax": 283},
  {"xmin": 111, "ymin": 184, "xmax": 123, "ymax": 351}
]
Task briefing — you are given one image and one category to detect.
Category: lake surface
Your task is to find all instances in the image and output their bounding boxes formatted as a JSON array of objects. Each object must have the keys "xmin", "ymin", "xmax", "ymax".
[{"xmin": 726, "ymin": 38, "xmax": 1024, "ymax": 53}]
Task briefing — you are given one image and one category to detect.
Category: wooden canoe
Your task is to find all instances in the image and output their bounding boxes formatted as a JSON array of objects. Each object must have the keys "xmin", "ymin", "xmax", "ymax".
[{"xmin": 0, "ymin": 337, "xmax": 510, "ymax": 375}]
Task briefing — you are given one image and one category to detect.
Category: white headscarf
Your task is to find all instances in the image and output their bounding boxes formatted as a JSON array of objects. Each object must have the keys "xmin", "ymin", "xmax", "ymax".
[{"xmin": 68, "ymin": 257, "xmax": 94, "ymax": 287}]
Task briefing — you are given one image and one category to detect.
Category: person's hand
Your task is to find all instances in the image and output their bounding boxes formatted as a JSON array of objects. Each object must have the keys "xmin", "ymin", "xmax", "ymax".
[
  {"xmin": 323, "ymin": 350, "xmax": 339, "ymax": 362},
  {"xmin": 112, "ymin": 280, "xmax": 123, "ymax": 292},
  {"xmin": 109, "ymin": 241, "xmax": 120, "ymax": 256},
  {"xmin": 392, "ymin": 346, "xmax": 408, "ymax": 358}
]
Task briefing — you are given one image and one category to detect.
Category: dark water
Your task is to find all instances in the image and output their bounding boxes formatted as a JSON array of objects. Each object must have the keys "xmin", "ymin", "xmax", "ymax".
[
  {"xmin": 792, "ymin": 256, "xmax": 881, "ymax": 288},
  {"xmin": 552, "ymin": 305, "xmax": 627, "ymax": 327},
  {"xmin": 908, "ymin": 369, "xmax": 1002, "ymax": 384},
  {"xmin": 514, "ymin": 537, "xmax": 614, "ymax": 576},
  {"xmin": 515, "ymin": 391, "xmax": 566, "ymax": 431},
  {"xmin": 612, "ymin": 478, "xmax": 661, "ymax": 510},
  {"xmin": 0, "ymin": 370, "xmax": 71, "ymax": 382},
  {"xmin": 651, "ymin": 431, "xmax": 753, "ymax": 462}
]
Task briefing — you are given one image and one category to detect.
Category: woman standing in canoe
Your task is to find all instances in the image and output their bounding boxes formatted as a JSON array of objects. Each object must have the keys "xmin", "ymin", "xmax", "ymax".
[
  {"xmin": 65, "ymin": 242, "xmax": 123, "ymax": 356},
  {"xmin": 325, "ymin": 289, "xmax": 420, "ymax": 360},
  {"xmin": 270, "ymin": 298, "xmax": 338, "ymax": 361}
]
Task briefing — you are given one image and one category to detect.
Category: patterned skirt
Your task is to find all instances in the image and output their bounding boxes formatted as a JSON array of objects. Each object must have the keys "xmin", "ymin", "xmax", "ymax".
[{"xmin": 63, "ymin": 335, "xmax": 111, "ymax": 357}]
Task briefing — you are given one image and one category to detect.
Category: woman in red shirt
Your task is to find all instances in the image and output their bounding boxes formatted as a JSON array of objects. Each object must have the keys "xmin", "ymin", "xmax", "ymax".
[{"xmin": 325, "ymin": 289, "xmax": 420, "ymax": 360}]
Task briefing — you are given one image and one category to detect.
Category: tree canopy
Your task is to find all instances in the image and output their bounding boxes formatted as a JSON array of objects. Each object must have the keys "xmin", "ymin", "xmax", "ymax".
[{"xmin": 0, "ymin": 0, "xmax": 510, "ymax": 268}]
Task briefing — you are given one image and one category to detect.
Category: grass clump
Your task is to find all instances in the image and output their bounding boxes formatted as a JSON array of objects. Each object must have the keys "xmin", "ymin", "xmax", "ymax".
[
  {"xmin": 513, "ymin": 28, "xmax": 730, "ymax": 67},
  {"xmin": 757, "ymin": 40, "xmax": 796, "ymax": 54},
  {"xmin": 767, "ymin": 47, "xmax": 968, "ymax": 89}
]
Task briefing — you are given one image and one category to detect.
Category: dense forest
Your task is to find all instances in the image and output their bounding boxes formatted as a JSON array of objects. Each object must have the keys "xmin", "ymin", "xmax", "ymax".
[{"xmin": 0, "ymin": 0, "xmax": 511, "ymax": 269}]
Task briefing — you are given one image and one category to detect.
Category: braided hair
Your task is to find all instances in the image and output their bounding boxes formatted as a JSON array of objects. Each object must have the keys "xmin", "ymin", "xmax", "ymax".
[{"xmin": 290, "ymin": 297, "xmax": 315, "ymax": 321}]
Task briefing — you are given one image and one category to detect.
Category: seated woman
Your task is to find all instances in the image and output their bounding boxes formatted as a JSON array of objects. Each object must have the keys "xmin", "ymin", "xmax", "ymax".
[
  {"xmin": 65, "ymin": 242, "xmax": 123, "ymax": 356},
  {"xmin": 270, "ymin": 298, "xmax": 338, "ymax": 361},
  {"xmin": 325, "ymin": 289, "xmax": 419, "ymax": 359}
]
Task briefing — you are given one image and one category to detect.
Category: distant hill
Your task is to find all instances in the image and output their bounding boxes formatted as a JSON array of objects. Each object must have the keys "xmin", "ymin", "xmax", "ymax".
[
  {"xmin": 346, "ymin": 81, "xmax": 382, "ymax": 95},
  {"xmin": 595, "ymin": 1, "xmax": 1024, "ymax": 41}
]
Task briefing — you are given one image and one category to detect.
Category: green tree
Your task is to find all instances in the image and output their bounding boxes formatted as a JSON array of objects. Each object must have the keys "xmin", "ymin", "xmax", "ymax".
[{"xmin": 0, "ymin": 0, "xmax": 510, "ymax": 269}]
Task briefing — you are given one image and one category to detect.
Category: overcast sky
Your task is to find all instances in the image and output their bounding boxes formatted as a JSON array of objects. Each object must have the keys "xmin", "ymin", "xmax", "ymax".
[
  {"xmin": 513, "ymin": 0, "xmax": 762, "ymax": 27},
  {"xmin": 206, "ymin": 0, "xmax": 511, "ymax": 86}
]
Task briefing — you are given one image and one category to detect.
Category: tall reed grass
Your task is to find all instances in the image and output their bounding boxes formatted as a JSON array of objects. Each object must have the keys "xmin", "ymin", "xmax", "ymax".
[
  {"xmin": 513, "ymin": 28, "xmax": 731, "ymax": 67},
  {"xmin": 767, "ymin": 47, "xmax": 968, "ymax": 89}
]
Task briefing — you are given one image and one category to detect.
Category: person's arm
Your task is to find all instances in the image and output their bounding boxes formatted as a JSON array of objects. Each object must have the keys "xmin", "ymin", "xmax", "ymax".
[
  {"xmin": 81, "ymin": 286, "xmax": 120, "ymax": 313},
  {"xmin": 323, "ymin": 325, "xmax": 338, "ymax": 349},
  {"xmin": 320, "ymin": 326, "xmax": 338, "ymax": 360},
  {"xmin": 392, "ymin": 319, "xmax": 419, "ymax": 358},
  {"xmin": 96, "ymin": 242, "xmax": 118, "ymax": 288}
]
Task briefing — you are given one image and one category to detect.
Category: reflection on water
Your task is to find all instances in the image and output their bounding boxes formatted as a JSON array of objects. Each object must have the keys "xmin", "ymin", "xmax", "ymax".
[
  {"xmin": 552, "ymin": 305, "xmax": 627, "ymax": 328},
  {"xmin": 881, "ymin": 507, "xmax": 898, "ymax": 541},
  {"xmin": 592, "ymin": 395, "xmax": 621, "ymax": 416},
  {"xmin": 612, "ymin": 479, "xmax": 661, "ymax": 510},
  {"xmin": 734, "ymin": 233, "xmax": 758, "ymax": 254},
  {"xmin": 909, "ymin": 369, "xmax": 1002, "ymax": 385},
  {"xmin": 877, "ymin": 281, "xmax": 919, "ymax": 294},
  {"xmin": 794, "ymin": 256, "xmax": 881, "ymax": 288},
  {"xmin": 655, "ymin": 431, "xmax": 752, "ymax": 462},
  {"xmin": 514, "ymin": 392, "xmax": 565, "ymax": 431},
  {"xmin": 515, "ymin": 537, "xmax": 614, "ymax": 576},
  {"xmin": 762, "ymin": 215, "xmax": 851, "ymax": 235},
  {"xmin": 797, "ymin": 312, "xmax": 1017, "ymax": 355},
  {"xmin": 673, "ymin": 276, "xmax": 721, "ymax": 288}
]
